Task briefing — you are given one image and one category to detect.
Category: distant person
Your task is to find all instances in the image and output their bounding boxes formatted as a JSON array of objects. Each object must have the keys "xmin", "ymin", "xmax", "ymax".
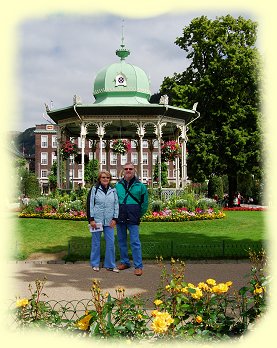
[
  {"xmin": 115, "ymin": 162, "xmax": 149, "ymax": 276},
  {"xmin": 87, "ymin": 171, "xmax": 119, "ymax": 272}
]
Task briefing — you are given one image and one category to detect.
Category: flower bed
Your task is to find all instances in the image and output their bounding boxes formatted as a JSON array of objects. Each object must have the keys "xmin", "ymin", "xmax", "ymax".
[
  {"xmin": 223, "ymin": 206, "xmax": 266, "ymax": 211},
  {"xmin": 142, "ymin": 208, "xmax": 225, "ymax": 222},
  {"xmin": 12, "ymin": 253, "xmax": 268, "ymax": 341},
  {"xmin": 19, "ymin": 210, "xmax": 87, "ymax": 220}
]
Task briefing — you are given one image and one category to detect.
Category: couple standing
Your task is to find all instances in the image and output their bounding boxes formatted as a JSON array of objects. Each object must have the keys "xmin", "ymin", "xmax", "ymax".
[{"xmin": 87, "ymin": 163, "xmax": 148, "ymax": 276}]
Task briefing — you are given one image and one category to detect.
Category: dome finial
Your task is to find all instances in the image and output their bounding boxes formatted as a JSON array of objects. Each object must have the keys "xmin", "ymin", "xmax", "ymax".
[{"xmin": 116, "ymin": 19, "xmax": 130, "ymax": 60}]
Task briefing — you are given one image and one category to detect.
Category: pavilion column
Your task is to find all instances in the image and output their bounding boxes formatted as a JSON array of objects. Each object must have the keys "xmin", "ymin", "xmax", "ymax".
[
  {"xmin": 179, "ymin": 125, "xmax": 188, "ymax": 188},
  {"xmin": 138, "ymin": 122, "xmax": 145, "ymax": 181},
  {"xmin": 80, "ymin": 122, "xmax": 87, "ymax": 188},
  {"xmin": 154, "ymin": 121, "xmax": 166, "ymax": 189},
  {"xmin": 95, "ymin": 121, "xmax": 111, "ymax": 172},
  {"xmin": 175, "ymin": 154, "xmax": 180, "ymax": 188},
  {"xmin": 56, "ymin": 127, "xmax": 62, "ymax": 189}
]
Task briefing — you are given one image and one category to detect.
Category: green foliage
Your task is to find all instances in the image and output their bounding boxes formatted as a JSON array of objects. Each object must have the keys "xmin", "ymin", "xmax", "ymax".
[
  {"xmin": 160, "ymin": 15, "xmax": 262, "ymax": 195},
  {"xmin": 84, "ymin": 159, "xmax": 99, "ymax": 185},
  {"xmin": 153, "ymin": 160, "xmax": 168, "ymax": 186},
  {"xmin": 151, "ymin": 200, "xmax": 164, "ymax": 212},
  {"xmin": 21, "ymin": 170, "xmax": 40, "ymax": 198},
  {"xmin": 48, "ymin": 161, "xmax": 58, "ymax": 190},
  {"xmin": 208, "ymin": 176, "xmax": 224, "ymax": 199}
]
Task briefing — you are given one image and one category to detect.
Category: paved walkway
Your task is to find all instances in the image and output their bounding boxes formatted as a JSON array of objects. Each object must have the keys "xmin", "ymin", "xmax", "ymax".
[{"xmin": 7, "ymin": 258, "xmax": 253, "ymax": 306}]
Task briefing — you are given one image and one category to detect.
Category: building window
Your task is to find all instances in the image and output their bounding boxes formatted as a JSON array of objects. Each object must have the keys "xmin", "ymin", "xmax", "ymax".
[
  {"xmin": 110, "ymin": 152, "xmax": 117, "ymax": 165},
  {"xmin": 153, "ymin": 140, "xmax": 159, "ymax": 148},
  {"xmin": 41, "ymin": 152, "xmax": 48, "ymax": 165},
  {"xmin": 131, "ymin": 140, "xmax": 137, "ymax": 149},
  {"xmin": 41, "ymin": 170, "xmax": 48, "ymax": 178},
  {"xmin": 78, "ymin": 169, "xmax": 82, "ymax": 178},
  {"xmin": 52, "ymin": 135, "xmax": 57, "ymax": 148},
  {"xmin": 110, "ymin": 169, "xmax": 117, "ymax": 179},
  {"xmin": 143, "ymin": 153, "xmax": 148, "ymax": 165},
  {"xmin": 142, "ymin": 140, "xmax": 148, "ymax": 148},
  {"xmin": 52, "ymin": 152, "xmax": 57, "ymax": 165},
  {"xmin": 121, "ymin": 153, "xmax": 127, "ymax": 165},
  {"xmin": 102, "ymin": 152, "xmax": 106, "ymax": 165},
  {"xmin": 131, "ymin": 152, "xmax": 138, "ymax": 165},
  {"xmin": 46, "ymin": 125, "xmax": 54, "ymax": 131},
  {"xmin": 89, "ymin": 152, "xmax": 93, "ymax": 161},
  {"xmin": 143, "ymin": 169, "xmax": 149, "ymax": 179},
  {"xmin": 153, "ymin": 153, "xmax": 158, "ymax": 164},
  {"xmin": 41, "ymin": 135, "xmax": 48, "ymax": 148}
]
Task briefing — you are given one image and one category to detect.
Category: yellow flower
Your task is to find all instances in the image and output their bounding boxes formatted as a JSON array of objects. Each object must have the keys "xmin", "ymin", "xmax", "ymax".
[
  {"xmin": 154, "ymin": 299, "xmax": 163, "ymax": 306},
  {"xmin": 151, "ymin": 311, "xmax": 174, "ymax": 334},
  {"xmin": 16, "ymin": 298, "xmax": 29, "ymax": 308},
  {"xmin": 225, "ymin": 281, "xmax": 233, "ymax": 287},
  {"xmin": 151, "ymin": 310, "xmax": 159, "ymax": 317},
  {"xmin": 212, "ymin": 283, "xmax": 229, "ymax": 294},
  {"xmin": 191, "ymin": 287, "xmax": 203, "ymax": 300},
  {"xmin": 181, "ymin": 287, "xmax": 189, "ymax": 294},
  {"xmin": 198, "ymin": 282, "xmax": 210, "ymax": 291},
  {"xmin": 195, "ymin": 315, "xmax": 203, "ymax": 323},
  {"xmin": 137, "ymin": 314, "xmax": 143, "ymax": 320},
  {"xmin": 165, "ymin": 285, "xmax": 171, "ymax": 291},
  {"xmin": 76, "ymin": 314, "xmax": 92, "ymax": 331},
  {"xmin": 206, "ymin": 278, "xmax": 216, "ymax": 286},
  {"xmin": 254, "ymin": 285, "xmax": 266, "ymax": 295}
]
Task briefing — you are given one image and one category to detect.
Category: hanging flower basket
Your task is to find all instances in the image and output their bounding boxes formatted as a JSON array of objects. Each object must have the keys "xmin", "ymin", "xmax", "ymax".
[
  {"xmin": 60, "ymin": 140, "xmax": 78, "ymax": 160},
  {"xmin": 161, "ymin": 140, "xmax": 181, "ymax": 161},
  {"xmin": 112, "ymin": 139, "xmax": 131, "ymax": 155}
]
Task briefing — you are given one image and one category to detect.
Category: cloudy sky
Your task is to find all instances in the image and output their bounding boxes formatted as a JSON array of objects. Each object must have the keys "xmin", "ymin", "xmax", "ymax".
[{"xmin": 15, "ymin": 10, "xmax": 255, "ymax": 132}]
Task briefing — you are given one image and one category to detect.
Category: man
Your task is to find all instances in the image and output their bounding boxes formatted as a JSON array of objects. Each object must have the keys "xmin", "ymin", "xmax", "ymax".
[{"xmin": 115, "ymin": 162, "xmax": 148, "ymax": 276}]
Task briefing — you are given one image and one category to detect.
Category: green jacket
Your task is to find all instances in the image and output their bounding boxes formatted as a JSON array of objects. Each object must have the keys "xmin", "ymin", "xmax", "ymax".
[{"xmin": 115, "ymin": 177, "xmax": 148, "ymax": 224}]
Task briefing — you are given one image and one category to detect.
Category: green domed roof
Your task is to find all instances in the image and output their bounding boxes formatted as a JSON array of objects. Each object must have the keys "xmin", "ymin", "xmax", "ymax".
[{"xmin": 93, "ymin": 42, "xmax": 151, "ymax": 105}]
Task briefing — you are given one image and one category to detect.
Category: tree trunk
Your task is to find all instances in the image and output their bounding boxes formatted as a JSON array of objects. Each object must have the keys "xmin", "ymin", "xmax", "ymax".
[{"xmin": 228, "ymin": 175, "xmax": 237, "ymax": 207}]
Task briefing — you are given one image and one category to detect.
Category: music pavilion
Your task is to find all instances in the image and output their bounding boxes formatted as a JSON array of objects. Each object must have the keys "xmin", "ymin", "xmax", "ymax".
[{"xmin": 46, "ymin": 38, "xmax": 199, "ymax": 189}]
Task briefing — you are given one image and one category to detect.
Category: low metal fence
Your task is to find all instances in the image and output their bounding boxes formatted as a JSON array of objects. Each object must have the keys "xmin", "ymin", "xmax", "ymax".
[{"xmin": 67, "ymin": 238, "xmax": 264, "ymax": 260}]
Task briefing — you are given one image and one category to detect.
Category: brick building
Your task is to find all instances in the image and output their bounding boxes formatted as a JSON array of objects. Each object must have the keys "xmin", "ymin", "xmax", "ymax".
[{"xmin": 34, "ymin": 123, "xmax": 178, "ymax": 192}]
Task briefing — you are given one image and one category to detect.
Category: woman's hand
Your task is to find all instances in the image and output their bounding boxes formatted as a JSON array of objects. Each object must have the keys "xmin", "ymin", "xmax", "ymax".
[
  {"xmin": 90, "ymin": 221, "xmax": 97, "ymax": 229},
  {"xmin": 109, "ymin": 219, "xmax": 116, "ymax": 228}
]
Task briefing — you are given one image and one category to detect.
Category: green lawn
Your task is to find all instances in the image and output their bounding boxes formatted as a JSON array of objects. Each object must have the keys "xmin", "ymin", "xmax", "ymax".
[{"xmin": 11, "ymin": 211, "xmax": 267, "ymax": 260}]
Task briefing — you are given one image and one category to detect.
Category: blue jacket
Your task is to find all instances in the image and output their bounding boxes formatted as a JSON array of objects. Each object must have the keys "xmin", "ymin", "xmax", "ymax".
[
  {"xmin": 115, "ymin": 177, "xmax": 148, "ymax": 225},
  {"xmin": 88, "ymin": 185, "xmax": 119, "ymax": 226}
]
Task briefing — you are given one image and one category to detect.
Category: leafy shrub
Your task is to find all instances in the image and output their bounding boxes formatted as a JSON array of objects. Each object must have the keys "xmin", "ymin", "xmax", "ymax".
[
  {"xmin": 197, "ymin": 198, "xmax": 218, "ymax": 209},
  {"xmin": 151, "ymin": 200, "xmax": 163, "ymax": 212}
]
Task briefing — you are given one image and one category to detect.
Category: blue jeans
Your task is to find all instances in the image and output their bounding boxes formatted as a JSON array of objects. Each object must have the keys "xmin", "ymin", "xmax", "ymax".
[
  {"xmin": 116, "ymin": 223, "xmax": 143, "ymax": 269},
  {"xmin": 90, "ymin": 226, "xmax": 116, "ymax": 268}
]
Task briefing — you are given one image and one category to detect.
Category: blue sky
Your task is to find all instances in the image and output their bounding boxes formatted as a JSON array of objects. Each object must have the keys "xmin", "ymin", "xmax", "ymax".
[{"xmin": 16, "ymin": 11, "xmax": 255, "ymax": 132}]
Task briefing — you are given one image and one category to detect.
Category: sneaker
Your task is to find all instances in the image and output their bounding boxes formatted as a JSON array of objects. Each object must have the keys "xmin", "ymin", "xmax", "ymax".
[
  {"xmin": 106, "ymin": 268, "xmax": 119, "ymax": 273},
  {"xmin": 92, "ymin": 266, "xmax": 100, "ymax": 272},
  {"xmin": 134, "ymin": 268, "xmax": 143, "ymax": 276},
  {"xmin": 118, "ymin": 263, "xmax": 130, "ymax": 270}
]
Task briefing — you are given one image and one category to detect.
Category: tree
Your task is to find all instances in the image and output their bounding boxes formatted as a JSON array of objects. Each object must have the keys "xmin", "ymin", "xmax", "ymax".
[
  {"xmin": 153, "ymin": 159, "xmax": 168, "ymax": 187},
  {"xmin": 84, "ymin": 159, "xmax": 99, "ymax": 185},
  {"xmin": 160, "ymin": 15, "xmax": 262, "ymax": 206},
  {"xmin": 48, "ymin": 161, "xmax": 58, "ymax": 191}
]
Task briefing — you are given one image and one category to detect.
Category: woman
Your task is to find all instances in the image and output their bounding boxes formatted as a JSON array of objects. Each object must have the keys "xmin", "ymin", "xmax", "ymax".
[{"xmin": 88, "ymin": 170, "xmax": 119, "ymax": 272}]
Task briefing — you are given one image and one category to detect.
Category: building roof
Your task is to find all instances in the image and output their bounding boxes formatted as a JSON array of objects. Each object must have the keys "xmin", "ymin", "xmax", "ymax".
[{"xmin": 46, "ymin": 36, "xmax": 198, "ymax": 139}]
